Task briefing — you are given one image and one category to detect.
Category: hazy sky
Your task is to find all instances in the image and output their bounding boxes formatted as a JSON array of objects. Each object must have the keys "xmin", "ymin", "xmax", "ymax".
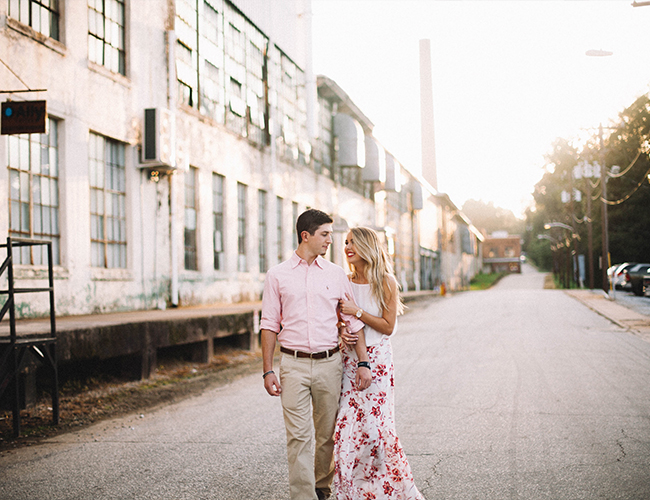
[{"xmin": 311, "ymin": 0, "xmax": 650, "ymax": 217}]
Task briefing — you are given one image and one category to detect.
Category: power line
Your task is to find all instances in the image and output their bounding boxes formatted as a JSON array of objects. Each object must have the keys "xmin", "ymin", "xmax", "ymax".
[
  {"xmin": 601, "ymin": 165, "xmax": 650, "ymax": 205},
  {"xmin": 608, "ymin": 149, "xmax": 643, "ymax": 178}
]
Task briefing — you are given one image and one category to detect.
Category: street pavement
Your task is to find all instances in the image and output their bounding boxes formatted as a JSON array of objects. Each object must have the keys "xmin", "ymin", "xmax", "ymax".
[{"xmin": 2, "ymin": 265, "xmax": 650, "ymax": 499}]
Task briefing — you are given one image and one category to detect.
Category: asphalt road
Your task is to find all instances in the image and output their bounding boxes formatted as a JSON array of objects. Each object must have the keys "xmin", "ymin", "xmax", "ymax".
[{"xmin": 2, "ymin": 266, "xmax": 650, "ymax": 500}]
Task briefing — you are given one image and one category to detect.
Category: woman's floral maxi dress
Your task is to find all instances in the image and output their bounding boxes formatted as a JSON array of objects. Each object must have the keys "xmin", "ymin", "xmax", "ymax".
[{"xmin": 334, "ymin": 331, "xmax": 424, "ymax": 499}]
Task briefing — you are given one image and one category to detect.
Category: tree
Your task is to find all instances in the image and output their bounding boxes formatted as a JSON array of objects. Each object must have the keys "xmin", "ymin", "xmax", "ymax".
[
  {"xmin": 525, "ymin": 93, "xmax": 650, "ymax": 288},
  {"xmin": 461, "ymin": 199, "xmax": 524, "ymax": 236}
]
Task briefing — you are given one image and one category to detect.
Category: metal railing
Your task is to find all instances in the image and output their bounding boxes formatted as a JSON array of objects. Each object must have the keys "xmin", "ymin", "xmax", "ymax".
[{"xmin": 0, "ymin": 237, "xmax": 59, "ymax": 437}]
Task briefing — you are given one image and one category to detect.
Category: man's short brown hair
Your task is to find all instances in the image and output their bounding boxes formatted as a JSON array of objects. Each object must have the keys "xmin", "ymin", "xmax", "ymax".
[{"xmin": 296, "ymin": 209, "xmax": 333, "ymax": 244}]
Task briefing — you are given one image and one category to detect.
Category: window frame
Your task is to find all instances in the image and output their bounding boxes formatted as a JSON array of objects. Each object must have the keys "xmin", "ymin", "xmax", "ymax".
[
  {"xmin": 88, "ymin": 0, "xmax": 126, "ymax": 75},
  {"xmin": 89, "ymin": 131, "xmax": 127, "ymax": 269},
  {"xmin": 8, "ymin": 0, "xmax": 60, "ymax": 41},
  {"xmin": 212, "ymin": 172, "xmax": 225, "ymax": 270},
  {"xmin": 184, "ymin": 167, "xmax": 199, "ymax": 271},
  {"xmin": 276, "ymin": 196, "xmax": 283, "ymax": 264},
  {"xmin": 237, "ymin": 182, "xmax": 247, "ymax": 272},
  {"xmin": 258, "ymin": 189, "xmax": 267, "ymax": 273},
  {"xmin": 8, "ymin": 117, "xmax": 61, "ymax": 266}
]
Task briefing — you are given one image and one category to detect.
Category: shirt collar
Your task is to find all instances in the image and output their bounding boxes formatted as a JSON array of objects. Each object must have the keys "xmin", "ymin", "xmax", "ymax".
[{"xmin": 291, "ymin": 251, "xmax": 325, "ymax": 269}]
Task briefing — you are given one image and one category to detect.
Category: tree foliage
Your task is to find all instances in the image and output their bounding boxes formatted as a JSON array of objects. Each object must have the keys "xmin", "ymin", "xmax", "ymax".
[
  {"xmin": 461, "ymin": 199, "xmax": 524, "ymax": 236},
  {"xmin": 525, "ymin": 94, "xmax": 650, "ymax": 287}
]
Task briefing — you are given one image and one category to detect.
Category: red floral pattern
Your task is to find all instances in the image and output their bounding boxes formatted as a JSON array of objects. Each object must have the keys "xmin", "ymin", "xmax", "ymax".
[{"xmin": 334, "ymin": 339, "xmax": 425, "ymax": 500}]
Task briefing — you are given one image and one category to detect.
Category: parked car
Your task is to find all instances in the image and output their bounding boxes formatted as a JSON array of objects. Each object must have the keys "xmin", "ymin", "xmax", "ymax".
[
  {"xmin": 624, "ymin": 263, "xmax": 650, "ymax": 296},
  {"xmin": 643, "ymin": 276, "xmax": 650, "ymax": 297},
  {"xmin": 608, "ymin": 262, "xmax": 637, "ymax": 290}
]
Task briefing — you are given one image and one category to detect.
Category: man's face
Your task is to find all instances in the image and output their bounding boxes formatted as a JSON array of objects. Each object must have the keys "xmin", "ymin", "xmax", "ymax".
[{"xmin": 305, "ymin": 223, "xmax": 333, "ymax": 256}]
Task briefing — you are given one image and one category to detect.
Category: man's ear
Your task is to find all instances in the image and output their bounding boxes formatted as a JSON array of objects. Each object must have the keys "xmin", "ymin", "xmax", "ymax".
[{"xmin": 300, "ymin": 230, "xmax": 310, "ymax": 242}]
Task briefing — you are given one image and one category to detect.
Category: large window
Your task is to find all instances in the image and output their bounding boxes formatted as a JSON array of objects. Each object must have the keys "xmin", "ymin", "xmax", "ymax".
[
  {"xmin": 314, "ymin": 96, "xmax": 333, "ymax": 177},
  {"xmin": 8, "ymin": 0, "xmax": 60, "ymax": 40},
  {"xmin": 89, "ymin": 132, "xmax": 126, "ymax": 268},
  {"xmin": 212, "ymin": 173, "xmax": 224, "ymax": 270},
  {"xmin": 258, "ymin": 190, "xmax": 267, "ymax": 273},
  {"xmin": 200, "ymin": 1, "xmax": 223, "ymax": 124},
  {"xmin": 8, "ymin": 118, "xmax": 60, "ymax": 265},
  {"xmin": 292, "ymin": 201, "xmax": 298, "ymax": 250},
  {"xmin": 276, "ymin": 196, "xmax": 283, "ymax": 264},
  {"xmin": 88, "ymin": 0, "xmax": 125, "ymax": 75},
  {"xmin": 184, "ymin": 167, "xmax": 198, "ymax": 270},
  {"xmin": 237, "ymin": 182, "xmax": 247, "ymax": 271},
  {"xmin": 175, "ymin": 1, "xmax": 270, "ymax": 144},
  {"xmin": 270, "ymin": 49, "xmax": 308, "ymax": 163}
]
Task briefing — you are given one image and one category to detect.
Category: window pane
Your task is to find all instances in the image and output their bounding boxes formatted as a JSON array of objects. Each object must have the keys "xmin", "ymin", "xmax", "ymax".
[
  {"xmin": 21, "ymin": 202, "xmax": 30, "ymax": 232},
  {"xmin": 32, "ymin": 177, "xmax": 42, "ymax": 205},
  {"xmin": 10, "ymin": 170, "xmax": 20, "ymax": 200},
  {"xmin": 20, "ymin": 171, "xmax": 29, "ymax": 201},
  {"xmin": 10, "ymin": 201, "xmax": 20, "ymax": 231}
]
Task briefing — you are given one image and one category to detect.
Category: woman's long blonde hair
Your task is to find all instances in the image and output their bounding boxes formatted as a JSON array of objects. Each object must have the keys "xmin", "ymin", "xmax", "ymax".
[{"xmin": 348, "ymin": 226, "xmax": 404, "ymax": 315}]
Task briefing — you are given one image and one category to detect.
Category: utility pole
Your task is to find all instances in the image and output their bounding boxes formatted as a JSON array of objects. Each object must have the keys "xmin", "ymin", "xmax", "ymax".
[{"xmin": 599, "ymin": 124, "xmax": 610, "ymax": 295}]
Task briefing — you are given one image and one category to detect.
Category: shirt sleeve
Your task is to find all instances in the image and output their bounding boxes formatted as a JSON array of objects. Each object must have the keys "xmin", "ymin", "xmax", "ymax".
[
  {"xmin": 260, "ymin": 270, "xmax": 282, "ymax": 333},
  {"xmin": 340, "ymin": 272, "xmax": 365, "ymax": 333}
]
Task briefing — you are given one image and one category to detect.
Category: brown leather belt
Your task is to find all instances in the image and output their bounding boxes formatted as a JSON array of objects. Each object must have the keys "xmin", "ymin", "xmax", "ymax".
[{"xmin": 280, "ymin": 345, "xmax": 340, "ymax": 359}]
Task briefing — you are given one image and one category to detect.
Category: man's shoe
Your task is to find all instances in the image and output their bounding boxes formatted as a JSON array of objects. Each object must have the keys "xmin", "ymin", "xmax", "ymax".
[{"xmin": 316, "ymin": 489, "xmax": 329, "ymax": 500}]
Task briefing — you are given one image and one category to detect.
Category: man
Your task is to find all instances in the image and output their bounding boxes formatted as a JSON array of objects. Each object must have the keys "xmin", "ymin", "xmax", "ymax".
[{"xmin": 261, "ymin": 209, "xmax": 366, "ymax": 500}]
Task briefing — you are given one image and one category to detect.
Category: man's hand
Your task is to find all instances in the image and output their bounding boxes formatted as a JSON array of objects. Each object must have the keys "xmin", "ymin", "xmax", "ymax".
[
  {"xmin": 339, "ymin": 324, "xmax": 359, "ymax": 345},
  {"xmin": 355, "ymin": 366, "xmax": 372, "ymax": 391},
  {"xmin": 264, "ymin": 372, "xmax": 282, "ymax": 396}
]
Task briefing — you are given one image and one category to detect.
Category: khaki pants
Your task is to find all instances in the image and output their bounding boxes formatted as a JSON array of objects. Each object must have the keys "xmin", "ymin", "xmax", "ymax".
[{"xmin": 280, "ymin": 351, "xmax": 342, "ymax": 500}]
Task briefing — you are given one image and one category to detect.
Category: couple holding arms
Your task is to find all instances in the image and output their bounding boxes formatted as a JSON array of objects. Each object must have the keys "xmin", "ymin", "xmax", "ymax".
[{"xmin": 261, "ymin": 209, "xmax": 424, "ymax": 500}]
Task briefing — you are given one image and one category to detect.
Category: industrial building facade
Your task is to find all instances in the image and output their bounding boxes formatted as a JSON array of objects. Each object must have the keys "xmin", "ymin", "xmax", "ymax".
[{"xmin": 0, "ymin": 0, "xmax": 482, "ymax": 319}]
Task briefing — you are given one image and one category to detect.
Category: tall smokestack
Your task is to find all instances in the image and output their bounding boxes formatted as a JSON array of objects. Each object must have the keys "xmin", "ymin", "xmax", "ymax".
[{"xmin": 419, "ymin": 39, "xmax": 438, "ymax": 191}]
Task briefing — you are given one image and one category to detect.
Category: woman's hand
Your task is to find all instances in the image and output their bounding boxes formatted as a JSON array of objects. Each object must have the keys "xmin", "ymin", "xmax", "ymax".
[{"xmin": 339, "ymin": 293, "xmax": 359, "ymax": 317}]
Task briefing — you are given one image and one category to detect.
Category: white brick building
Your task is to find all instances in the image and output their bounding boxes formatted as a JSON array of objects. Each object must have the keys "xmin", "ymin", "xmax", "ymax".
[{"xmin": 0, "ymin": 0, "xmax": 482, "ymax": 318}]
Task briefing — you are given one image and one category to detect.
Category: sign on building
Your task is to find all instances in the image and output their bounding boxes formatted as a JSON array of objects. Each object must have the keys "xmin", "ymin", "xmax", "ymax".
[{"xmin": 1, "ymin": 100, "xmax": 47, "ymax": 135}]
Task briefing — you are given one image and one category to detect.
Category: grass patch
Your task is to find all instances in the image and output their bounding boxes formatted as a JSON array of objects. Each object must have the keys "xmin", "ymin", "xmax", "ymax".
[
  {"xmin": 544, "ymin": 274, "xmax": 556, "ymax": 289},
  {"xmin": 470, "ymin": 272, "xmax": 505, "ymax": 290}
]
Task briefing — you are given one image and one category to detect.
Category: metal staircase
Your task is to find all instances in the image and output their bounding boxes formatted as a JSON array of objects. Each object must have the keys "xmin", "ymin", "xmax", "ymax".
[{"xmin": 0, "ymin": 237, "xmax": 59, "ymax": 437}]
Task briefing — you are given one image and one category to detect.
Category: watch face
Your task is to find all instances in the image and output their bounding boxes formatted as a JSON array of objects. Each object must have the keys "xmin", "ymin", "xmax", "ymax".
[{"xmin": 356, "ymin": 309, "xmax": 362, "ymax": 318}]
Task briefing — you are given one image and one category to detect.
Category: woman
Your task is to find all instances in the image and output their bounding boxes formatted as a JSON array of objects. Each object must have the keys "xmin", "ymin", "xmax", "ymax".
[{"xmin": 334, "ymin": 226, "xmax": 424, "ymax": 500}]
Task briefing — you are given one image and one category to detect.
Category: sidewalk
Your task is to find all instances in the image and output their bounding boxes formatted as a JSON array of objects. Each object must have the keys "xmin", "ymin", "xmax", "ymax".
[
  {"xmin": 566, "ymin": 289, "xmax": 650, "ymax": 343},
  {"xmin": 0, "ymin": 290, "xmax": 437, "ymax": 338},
  {"xmin": 0, "ymin": 301, "xmax": 263, "ymax": 380}
]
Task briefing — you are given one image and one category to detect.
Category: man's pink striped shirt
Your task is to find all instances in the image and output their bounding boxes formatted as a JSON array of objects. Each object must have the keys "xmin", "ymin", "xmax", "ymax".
[{"xmin": 261, "ymin": 252, "xmax": 364, "ymax": 353}]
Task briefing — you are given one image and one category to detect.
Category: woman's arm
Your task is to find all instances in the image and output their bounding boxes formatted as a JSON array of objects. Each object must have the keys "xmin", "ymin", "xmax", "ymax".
[
  {"xmin": 353, "ymin": 329, "xmax": 372, "ymax": 391},
  {"xmin": 339, "ymin": 276, "xmax": 399, "ymax": 336}
]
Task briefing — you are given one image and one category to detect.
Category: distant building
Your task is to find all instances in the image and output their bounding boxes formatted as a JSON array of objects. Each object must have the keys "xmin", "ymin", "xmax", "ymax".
[{"xmin": 482, "ymin": 232, "xmax": 522, "ymax": 274}]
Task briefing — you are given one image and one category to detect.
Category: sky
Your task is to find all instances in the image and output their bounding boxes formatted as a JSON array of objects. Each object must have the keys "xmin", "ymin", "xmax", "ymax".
[{"xmin": 311, "ymin": 0, "xmax": 650, "ymax": 218}]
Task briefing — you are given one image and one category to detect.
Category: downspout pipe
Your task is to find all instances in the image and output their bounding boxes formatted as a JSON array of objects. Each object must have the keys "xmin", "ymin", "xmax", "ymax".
[{"xmin": 167, "ymin": 26, "xmax": 179, "ymax": 307}]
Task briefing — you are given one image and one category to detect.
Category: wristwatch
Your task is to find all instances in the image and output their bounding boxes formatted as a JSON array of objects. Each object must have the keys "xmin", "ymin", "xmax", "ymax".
[{"xmin": 355, "ymin": 308, "xmax": 363, "ymax": 319}]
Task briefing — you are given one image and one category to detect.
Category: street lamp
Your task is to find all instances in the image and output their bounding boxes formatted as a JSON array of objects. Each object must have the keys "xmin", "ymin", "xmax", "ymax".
[
  {"xmin": 544, "ymin": 223, "xmax": 580, "ymax": 287},
  {"xmin": 586, "ymin": 48, "xmax": 613, "ymax": 295},
  {"xmin": 544, "ymin": 222, "xmax": 574, "ymax": 233}
]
